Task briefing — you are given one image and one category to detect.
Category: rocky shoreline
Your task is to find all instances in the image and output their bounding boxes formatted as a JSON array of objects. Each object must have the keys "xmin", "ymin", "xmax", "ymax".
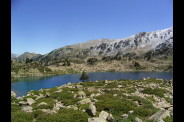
[{"xmin": 11, "ymin": 78, "xmax": 173, "ymax": 122}]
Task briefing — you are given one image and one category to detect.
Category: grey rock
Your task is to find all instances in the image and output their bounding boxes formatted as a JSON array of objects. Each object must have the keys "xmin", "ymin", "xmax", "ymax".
[
  {"xmin": 99, "ymin": 111, "xmax": 109, "ymax": 120},
  {"xmin": 78, "ymin": 98, "xmax": 91, "ymax": 104},
  {"xmin": 22, "ymin": 106, "xmax": 33, "ymax": 112},
  {"xmin": 26, "ymin": 98, "xmax": 36, "ymax": 105},
  {"xmin": 11, "ymin": 91, "xmax": 16, "ymax": 97},
  {"xmin": 117, "ymin": 85, "xmax": 123, "ymax": 88},
  {"xmin": 88, "ymin": 117, "xmax": 106, "ymax": 122},
  {"xmin": 37, "ymin": 102, "xmax": 47, "ymax": 106},
  {"xmin": 128, "ymin": 110, "xmax": 134, "ymax": 114},
  {"xmin": 135, "ymin": 117, "xmax": 142, "ymax": 122},
  {"xmin": 53, "ymin": 102, "xmax": 64, "ymax": 111},
  {"xmin": 41, "ymin": 109, "xmax": 51, "ymax": 114},
  {"xmin": 121, "ymin": 114, "xmax": 128, "ymax": 119},
  {"xmin": 16, "ymin": 96, "xmax": 23, "ymax": 100},
  {"xmin": 149, "ymin": 110, "xmax": 170, "ymax": 121},
  {"xmin": 87, "ymin": 103, "xmax": 96, "ymax": 116},
  {"xmin": 18, "ymin": 101, "xmax": 28, "ymax": 106},
  {"xmin": 77, "ymin": 91, "xmax": 86, "ymax": 99}
]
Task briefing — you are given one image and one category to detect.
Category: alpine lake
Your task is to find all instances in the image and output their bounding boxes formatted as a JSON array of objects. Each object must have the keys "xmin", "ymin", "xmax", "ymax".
[{"xmin": 11, "ymin": 72, "xmax": 173, "ymax": 97}]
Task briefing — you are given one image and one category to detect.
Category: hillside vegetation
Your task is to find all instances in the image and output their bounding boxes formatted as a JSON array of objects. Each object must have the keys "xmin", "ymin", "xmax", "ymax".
[{"xmin": 11, "ymin": 78, "xmax": 173, "ymax": 122}]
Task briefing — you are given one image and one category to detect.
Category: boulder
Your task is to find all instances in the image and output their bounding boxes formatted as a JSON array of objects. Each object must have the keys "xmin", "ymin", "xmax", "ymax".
[
  {"xmin": 121, "ymin": 114, "xmax": 128, "ymax": 119},
  {"xmin": 18, "ymin": 101, "xmax": 28, "ymax": 106},
  {"xmin": 90, "ymin": 93, "xmax": 95, "ymax": 99},
  {"xmin": 37, "ymin": 102, "xmax": 48, "ymax": 106},
  {"xmin": 78, "ymin": 98, "xmax": 91, "ymax": 104},
  {"xmin": 88, "ymin": 117, "xmax": 106, "ymax": 122},
  {"xmin": 16, "ymin": 96, "xmax": 23, "ymax": 100},
  {"xmin": 76, "ymin": 85, "xmax": 83, "ymax": 88},
  {"xmin": 87, "ymin": 103, "xmax": 96, "ymax": 116},
  {"xmin": 77, "ymin": 91, "xmax": 86, "ymax": 99},
  {"xmin": 99, "ymin": 111, "xmax": 109, "ymax": 120},
  {"xmin": 135, "ymin": 117, "xmax": 142, "ymax": 122},
  {"xmin": 53, "ymin": 102, "xmax": 64, "ymax": 111},
  {"xmin": 149, "ymin": 110, "xmax": 170, "ymax": 121},
  {"xmin": 22, "ymin": 106, "xmax": 33, "ymax": 112},
  {"xmin": 156, "ymin": 101, "xmax": 170, "ymax": 109},
  {"xmin": 45, "ymin": 92, "xmax": 50, "ymax": 98},
  {"xmin": 35, "ymin": 93, "xmax": 44, "ymax": 100},
  {"xmin": 95, "ymin": 93, "xmax": 102, "ymax": 97},
  {"xmin": 11, "ymin": 91, "xmax": 16, "ymax": 97},
  {"xmin": 26, "ymin": 98, "xmax": 36, "ymax": 105},
  {"xmin": 41, "ymin": 109, "xmax": 51, "ymax": 114}
]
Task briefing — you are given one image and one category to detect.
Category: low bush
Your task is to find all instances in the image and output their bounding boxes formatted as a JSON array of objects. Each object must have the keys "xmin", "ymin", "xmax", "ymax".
[
  {"xmin": 36, "ymin": 108, "xmax": 90, "ymax": 122},
  {"xmin": 32, "ymin": 98, "xmax": 55, "ymax": 110},
  {"xmin": 142, "ymin": 87, "xmax": 167, "ymax": 97},
  {"xmin": 95, "ymin": 94, "xmax": 137, "ymax": 117}
]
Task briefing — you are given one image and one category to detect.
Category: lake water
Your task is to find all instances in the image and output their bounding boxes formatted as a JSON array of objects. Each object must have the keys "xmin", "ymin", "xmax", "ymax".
[{"xmin": 11, "ymin": 72, "xmax": 173, "ymax": 97}]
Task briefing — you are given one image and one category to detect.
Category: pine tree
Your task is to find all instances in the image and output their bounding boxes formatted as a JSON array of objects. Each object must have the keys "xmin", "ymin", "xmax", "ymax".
[{"xmin": 80, "ymin": 70, "xmax": 89, "ymax": 82}]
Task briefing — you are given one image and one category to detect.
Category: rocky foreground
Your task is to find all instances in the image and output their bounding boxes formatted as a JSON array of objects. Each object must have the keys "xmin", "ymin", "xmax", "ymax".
[{"xmin": 11, "ymin": 78, "xmax": 173, "ymax": 122}]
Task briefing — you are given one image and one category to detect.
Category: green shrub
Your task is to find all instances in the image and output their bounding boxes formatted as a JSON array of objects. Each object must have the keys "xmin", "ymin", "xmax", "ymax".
[
  {"xmin": 11, "ymin": 111, "xmax": 33, "ymax": 122},
  {"xmin": 11, "ymin": 104, "xmax": 21, "ymax": 112},
  {"xmin": 50, "ymin": 92, "xmax": 79, "ymax": 106},
  {"xmin": 163, "ymin": 115, "xmax": 173, "ymax": 122},
  {"xmin": 32, "ymin": 98, "xmax": 55, "ymax": 110},
  {"xmin": 11, "ymin": 96, "xmax": 17, "ymax": 102},
  {"xmin": 95, "ymin": 94, "xmax": 137, "ymax": 116},
  {"xmin": 133, "ymin": 107, "xmax": 153, "ymax": 117},
  {"xmin": 36, "ymin": 108, "xmax": 90, "ymax": 122},
  {"xmin": 142, "ymin": 87, "xmax": 167, "ymax": 97}
]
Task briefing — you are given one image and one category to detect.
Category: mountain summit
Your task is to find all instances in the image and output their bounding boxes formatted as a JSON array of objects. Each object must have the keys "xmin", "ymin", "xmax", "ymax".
[{"xmin": 32, "ymin": 27, "xmax": 172, "ymax": 63}]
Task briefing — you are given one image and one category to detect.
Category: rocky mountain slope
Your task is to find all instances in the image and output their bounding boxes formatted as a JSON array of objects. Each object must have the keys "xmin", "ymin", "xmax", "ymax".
[
  {"xmin": 14, "ymin": 27, "xmax": 173, "ymax": 64},
  {"xmin": 11, "ymin": 53, "xmax": 19, "ymax": 59},
  {"xmin": 37, "ymin": 27, "xmax": 173, "ymax": 63},
  {"xmin": 16, "ymin": 52, "xmax": 42, "ymax": 62}
]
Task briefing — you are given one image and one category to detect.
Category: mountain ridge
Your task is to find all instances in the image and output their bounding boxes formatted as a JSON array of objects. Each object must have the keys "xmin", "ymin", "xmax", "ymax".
[{"xmin": 14, "ymin": 27, "xmax": 173, "ymax": 64}]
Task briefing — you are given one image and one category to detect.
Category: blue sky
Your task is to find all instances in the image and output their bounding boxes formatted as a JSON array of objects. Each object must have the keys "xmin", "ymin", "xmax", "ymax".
[{"xmin": 11, "ymin": 0, "xmax": 173, "ymax": 55}]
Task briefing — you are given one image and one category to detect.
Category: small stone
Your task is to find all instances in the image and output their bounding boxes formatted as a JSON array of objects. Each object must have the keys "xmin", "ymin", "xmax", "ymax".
[
  {"xmin": 113, "ymin": 94, "xmax": 117, "ymax": 96},
  {"xmin": 135, "ymin": 117, "xmax": 142, "ymax": 122},
  {"xmin": 16, "ymin": 96, "xmax": 23, "ymax": 100},
  {"xmin": 37, "ymin": 102, "xmax": 47, "ymax": 106},
  {"xmin": 54, "ymin": 89, "xmax": 63, "ymax": 93},
  {"xmin": 121, "ymin": 114, "xmax": 128, "ymax": 119},
  {"xmin": 128, "ymin": 110, "xmax": 134, "ymax": 114},
  {"xmin": 118, "ymin": 85, "xmax": 123, "ymax": 88},
  {"xmin": 41, "ymin": 109, "xmax": 51, "ymax": 114},
  {"xmin": 88, "ymin": 117, "xmax": 106, "ymax": 122}
]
